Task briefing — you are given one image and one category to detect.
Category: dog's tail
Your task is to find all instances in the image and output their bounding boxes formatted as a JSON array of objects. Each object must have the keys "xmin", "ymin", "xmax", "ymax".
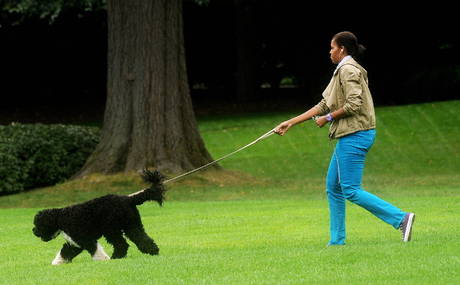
[{"xmin": 129, "ymin": 169, "xmax": 166, "ymax": 206}]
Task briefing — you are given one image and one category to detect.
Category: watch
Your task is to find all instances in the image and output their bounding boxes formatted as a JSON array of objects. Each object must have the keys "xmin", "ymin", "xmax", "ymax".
[{"xmin": 326, "ymin": 113, "xmax": 334, "ymax": 122}]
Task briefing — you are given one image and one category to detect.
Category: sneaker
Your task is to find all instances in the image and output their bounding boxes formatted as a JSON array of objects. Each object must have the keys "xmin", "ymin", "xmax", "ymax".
[{"xmin": 400, "ymin": 213, "xmax": 415, "ymax": 242}]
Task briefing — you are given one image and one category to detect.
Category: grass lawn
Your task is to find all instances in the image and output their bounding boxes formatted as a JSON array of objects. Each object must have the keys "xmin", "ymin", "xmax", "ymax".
[
  {"xmin": 2, "ymin": 198, "xmax": 459, "ymax": 284},
  {"xmin": 1, "ymin": 100, "xmax": 459, "ymax": 284}
]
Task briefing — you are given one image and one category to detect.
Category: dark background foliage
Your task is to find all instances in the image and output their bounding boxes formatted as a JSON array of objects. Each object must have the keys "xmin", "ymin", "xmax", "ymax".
[{"xmin": 0, "ymin": 0, "xmax": 458, "ymax": 122}]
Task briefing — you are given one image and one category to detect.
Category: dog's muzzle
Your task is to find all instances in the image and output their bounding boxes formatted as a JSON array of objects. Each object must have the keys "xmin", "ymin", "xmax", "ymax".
[{"xmin": 33, "ymin": 228, "xmax": 60, "ymax": 241}]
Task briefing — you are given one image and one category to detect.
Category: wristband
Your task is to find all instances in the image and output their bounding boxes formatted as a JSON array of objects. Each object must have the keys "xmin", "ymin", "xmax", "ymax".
[{"xmin": 326, "ymin": 113, "xmax": 334, "ymax": 122}]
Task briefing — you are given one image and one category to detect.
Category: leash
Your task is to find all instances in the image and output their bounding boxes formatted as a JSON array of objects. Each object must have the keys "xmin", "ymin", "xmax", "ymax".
[
  {"xmin": 129, "ymin": 128, "xmax": 276, "ymax": 196},
  {"xmin": 164, "ymin": 128, "xmax": 275, "ymax": 184}
]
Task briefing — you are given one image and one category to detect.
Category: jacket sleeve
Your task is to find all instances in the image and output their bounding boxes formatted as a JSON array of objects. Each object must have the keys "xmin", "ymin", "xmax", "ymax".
[
  {"xmin": 314, "ymin": 98, "xmax": 330, "ymax": 115},
  {"xmin": 339, "ymin": 65, "xmax": 363, "ymax": 115}
]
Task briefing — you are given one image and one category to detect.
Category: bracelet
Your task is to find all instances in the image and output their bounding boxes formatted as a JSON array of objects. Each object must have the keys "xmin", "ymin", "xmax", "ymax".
[{"xmin": 326, "ymin": 113, "xmax": 334, "ymax": 122}]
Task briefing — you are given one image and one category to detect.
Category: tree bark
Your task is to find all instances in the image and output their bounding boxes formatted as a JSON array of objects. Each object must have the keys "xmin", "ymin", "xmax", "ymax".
[{"xmin": 76, "ymin": 0, "xmax": 214, "ymax": 177}]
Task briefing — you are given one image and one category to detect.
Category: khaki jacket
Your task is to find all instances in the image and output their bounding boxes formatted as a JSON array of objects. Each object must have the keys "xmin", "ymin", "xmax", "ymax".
[{"xmin": 315, "ymin": 58, "xmax": 376, "ymax": 139}]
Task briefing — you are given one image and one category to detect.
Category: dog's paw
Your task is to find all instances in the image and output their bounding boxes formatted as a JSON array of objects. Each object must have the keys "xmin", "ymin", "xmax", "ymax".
[
  {"xmin": 92, "ymin": 243, "xmax": 110, "ymax": 261},
  {"xmin": 51, "ymin": 251, "xmax": 70, "ymax": 265}
]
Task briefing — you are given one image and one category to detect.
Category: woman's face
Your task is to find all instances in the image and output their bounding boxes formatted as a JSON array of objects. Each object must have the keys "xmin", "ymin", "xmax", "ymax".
[{"xmin": 330, "ymin": 39, "xmax": 345, "ymax": 64}]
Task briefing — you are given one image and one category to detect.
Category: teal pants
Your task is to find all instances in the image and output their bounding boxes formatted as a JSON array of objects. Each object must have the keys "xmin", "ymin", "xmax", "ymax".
[{"xmin": 326, "ymin": 129, "xmax": 406, "ymax": 245}]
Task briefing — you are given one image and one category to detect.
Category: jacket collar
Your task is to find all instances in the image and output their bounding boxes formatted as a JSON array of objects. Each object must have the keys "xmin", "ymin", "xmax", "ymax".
[{"xmin": 333, "ymin": 56, "xmax": 359, "ymax": 75}]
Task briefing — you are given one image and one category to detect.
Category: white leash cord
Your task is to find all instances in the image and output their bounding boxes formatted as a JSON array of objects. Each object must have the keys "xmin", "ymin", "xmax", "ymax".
[
  {"xmin": 164, "ymin": 128, "xmax": 275, "ymax": 184},
  {"xmin": 129, "ymin": 128, "xmax": 276, "ymax": 196}
]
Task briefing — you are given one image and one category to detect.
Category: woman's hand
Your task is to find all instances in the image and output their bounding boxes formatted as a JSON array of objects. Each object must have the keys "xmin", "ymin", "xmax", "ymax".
[
  {"xmin": 315, "ymin": 116, "xmax": 329, "ymax": 128},
  {"xmin": 274, "ymin": 121, "xmax": 292, "ymax": 136}
]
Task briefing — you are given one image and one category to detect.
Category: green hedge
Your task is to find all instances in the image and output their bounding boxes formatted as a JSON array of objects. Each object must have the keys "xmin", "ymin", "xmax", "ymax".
[{"xmin": 0, "ymin": 123, "xmax": 100, "ymax": 194}]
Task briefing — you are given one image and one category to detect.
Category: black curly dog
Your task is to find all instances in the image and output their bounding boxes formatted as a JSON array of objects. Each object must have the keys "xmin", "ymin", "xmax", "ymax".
[{"xmin": 32, "ymin": 169, "xmax": 166, "ymax": 265}]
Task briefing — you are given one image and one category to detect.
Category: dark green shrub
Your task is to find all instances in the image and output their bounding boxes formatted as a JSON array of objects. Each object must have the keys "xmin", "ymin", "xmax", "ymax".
[{"xmin": 0, "ymin": 123, "xmax": 100, "ymax": 194}]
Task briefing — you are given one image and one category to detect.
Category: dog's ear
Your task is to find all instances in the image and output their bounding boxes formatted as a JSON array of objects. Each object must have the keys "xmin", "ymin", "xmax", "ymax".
[{"xmin": 34, "ymin": 209, "xmax": 59, "ymax": 227}]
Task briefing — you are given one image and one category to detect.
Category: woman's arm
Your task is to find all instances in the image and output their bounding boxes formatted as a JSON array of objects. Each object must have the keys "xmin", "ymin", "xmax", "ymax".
[
  {"xmin": 274, "ymin": 106, "xmax": 321, "ymax": 136},
  {"xmin": 315, "ymin": 107, "xmax": 346, "ymax": 128}
]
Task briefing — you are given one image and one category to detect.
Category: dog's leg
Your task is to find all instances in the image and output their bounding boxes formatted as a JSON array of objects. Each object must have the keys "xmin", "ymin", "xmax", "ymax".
[
  {"xmin": 105, "ymin": 232, "xmax": 129, "ymax": 259},
  {"xmin": 52, "ymin": 250, "xmax": 69, "ymax": 265},
  {"xmin": 52, "ymin": 243, "xmax": 83, "ymax": 265},
  {"xmin": 80, "ymin": 241, "xmax": 110, "ymax": 261},
  {"xmin": 124, "ymin": 228, "xmax": 159, "ymax": 255}
]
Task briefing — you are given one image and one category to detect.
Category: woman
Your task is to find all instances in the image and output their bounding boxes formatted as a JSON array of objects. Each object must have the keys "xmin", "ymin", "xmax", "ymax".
[{"xmin": 274, "ymin": 31, "xmax": 415, "ymax": 245}]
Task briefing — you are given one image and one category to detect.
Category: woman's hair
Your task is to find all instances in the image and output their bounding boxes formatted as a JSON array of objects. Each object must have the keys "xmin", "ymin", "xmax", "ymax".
[{"xmin": 332, "ymin": 31, "xmax": 366, "ymax": 58}]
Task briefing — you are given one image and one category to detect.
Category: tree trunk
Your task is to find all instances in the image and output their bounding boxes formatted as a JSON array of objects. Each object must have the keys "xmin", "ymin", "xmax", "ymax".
[{"xmin": 76, "ymin": 0, "xmax": 214, "ymax": 177}]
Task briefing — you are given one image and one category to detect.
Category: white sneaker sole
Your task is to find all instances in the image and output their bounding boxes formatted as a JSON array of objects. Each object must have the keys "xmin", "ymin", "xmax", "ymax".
[{"xmin": 403, "ymin": 213, "xmax": 415, "ymax": 242}]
